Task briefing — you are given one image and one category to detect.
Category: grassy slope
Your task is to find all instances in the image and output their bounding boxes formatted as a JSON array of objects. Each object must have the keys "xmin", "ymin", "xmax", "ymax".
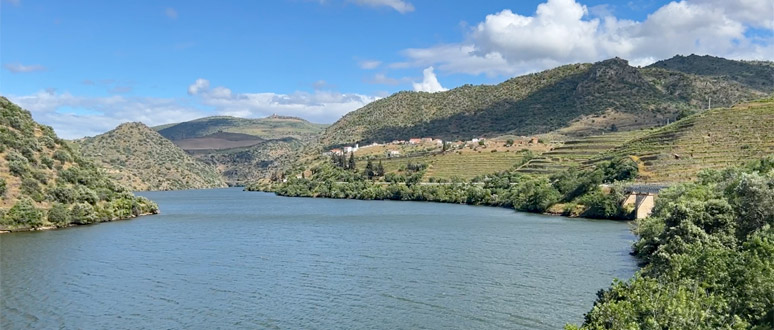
[
  {"xmin": 596, "ymin": 98, "xmax": 774, "ymax": 183},
  {"xmin": 319, "ymin": 56, "xmax": 769, "ymax": 148},
  {"xmin": 77, "ymin": 122, "xmax": 227, "ymax": 191}
]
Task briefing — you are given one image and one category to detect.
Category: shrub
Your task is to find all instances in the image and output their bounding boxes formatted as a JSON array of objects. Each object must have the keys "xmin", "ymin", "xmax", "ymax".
[
  {"xmin": 4, "ymin": 197, "xmax": 44, "ymax": 228},
  {"xmin": 47, "ymin": 203, "xmax": 71, "ymax": 227}
]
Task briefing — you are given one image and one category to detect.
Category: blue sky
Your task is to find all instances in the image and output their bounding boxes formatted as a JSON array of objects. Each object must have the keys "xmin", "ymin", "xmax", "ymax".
[{"xmin": 1, "ymin": 0, "xmax": 772, "ymax": 138}]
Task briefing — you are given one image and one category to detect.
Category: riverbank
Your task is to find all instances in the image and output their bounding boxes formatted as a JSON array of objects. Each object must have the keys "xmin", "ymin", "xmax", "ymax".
[{"xmin": 0, "ymin": 211, "xmax": 159, "ymax": 234}]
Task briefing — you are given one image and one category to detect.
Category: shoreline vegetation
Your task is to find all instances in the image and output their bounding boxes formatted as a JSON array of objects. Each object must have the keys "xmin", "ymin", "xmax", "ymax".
[
  {"xmin": 247, "ymin": 154, "xmax": 643, "ymax": 221},
  {"xmin": 0, "ymin": 210, "xmax": 158, "ymax": 234},
  {"xmin": 249, "ymin": 155, "xmax": 774, "ymax": 328}
]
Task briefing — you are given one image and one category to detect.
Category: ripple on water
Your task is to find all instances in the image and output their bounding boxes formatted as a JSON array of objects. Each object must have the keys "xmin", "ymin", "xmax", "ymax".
[{"xmin": 1, "ymin": 189, "xmax": 638, "ymax": 329}]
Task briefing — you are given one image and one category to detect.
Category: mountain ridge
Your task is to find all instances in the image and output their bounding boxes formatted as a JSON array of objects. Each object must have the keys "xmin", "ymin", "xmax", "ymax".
[{"xmin": 318, "ymin": 56, "xmax": 771, "ymax": 149}]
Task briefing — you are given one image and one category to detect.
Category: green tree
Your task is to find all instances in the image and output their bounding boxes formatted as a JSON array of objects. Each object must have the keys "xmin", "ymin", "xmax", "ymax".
[
  {"xmin": 4, "ymin": 197, "xmax": 44, "ymax": 228},
  {"xmin": 47, "ymin": 203, "xmax": 71, "ymax": 227}
]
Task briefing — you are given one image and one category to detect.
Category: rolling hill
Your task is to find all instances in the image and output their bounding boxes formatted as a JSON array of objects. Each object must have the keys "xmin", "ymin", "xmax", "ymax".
[
  {"xmin": 0, "ymin": 97, "xmax": 158, "ymax": 232},
  {"xmin": 77, "ymin": 122, "xmax": 228, "ymax": 191},
  {"xmin": 319, "ymin": 56, "xmax": 771, "ymax": 148},
  {"xmin": 594, "ymin": 98, "xmax": 774, "ymax": 183},
  {"xmin": 155, "ymin": 115, "xmax": 327, "ymax": 150}
]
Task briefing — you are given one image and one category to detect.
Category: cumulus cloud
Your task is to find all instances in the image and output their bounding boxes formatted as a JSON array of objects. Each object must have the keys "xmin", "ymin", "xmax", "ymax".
[
  {"xmin": 4, "ymin": 63, "xmax": 46, "ymax": 73},
  {"xmin": 187, "ymin": 78, "xmax": 210, "ymax": 95},
  {"xmin": 395, "ymin": 0, "xmax": 774, "ymax": 76},
  {"xmin": 412, "ymin": 67, "xmax": 447, "ymax": 93},
  {"xmin": 349, "ymin": 0, "xmax": 414, "ymax": 13},
  {"xmin": 187, "ymin": 78, "xmax": 379, "ymax": 123},
  {"xmin": 7, "ymin": 91, "xmax": 206, "ymax": 139}
]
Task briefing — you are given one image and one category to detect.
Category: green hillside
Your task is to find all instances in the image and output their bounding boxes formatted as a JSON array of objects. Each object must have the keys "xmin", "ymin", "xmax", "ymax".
[
  {"xmin": 647, "ymin": 54, "xmax": 774, "ymax": 92},
  {"xmin": 77, "ymin": 122, "xmax": 228, "ymax": 191},
  {"xmin": 0, "ymin": 97, "xmax": 158, "ymax": 232},
  {"xmin": 319, "ymin": 56, "xmax": 770, "ymax": 148},
  {"xmin": 156, "ymin": 115, "xmax": 327, "ymax": 143},
  {"xmin": 595, "ymin": 98, "xmax": 774, "ymax": 182}
]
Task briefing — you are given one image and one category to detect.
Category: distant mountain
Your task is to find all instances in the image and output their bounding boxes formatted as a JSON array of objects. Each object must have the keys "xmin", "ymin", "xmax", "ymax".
[
  {"xmin": 319, "ymin": 56, "xmax": 770, "ymax": 148},
  {"xmin": 0, "ymin": 97, "xmax": 158, "ymax": 232},
  {"xmin": 647, "ymin": 54, "xmax": 774, "ymax": 92},
  {"xmin": 155, "ymin": 115, "xmax": 327, "ymax": 147},
  {"xmin": 149, "ymin": 115, "xmax": 327, "ymax": 185},
  {"xmin": 77, "ymin": 122, "xmax": 227, "ymax": 191}
]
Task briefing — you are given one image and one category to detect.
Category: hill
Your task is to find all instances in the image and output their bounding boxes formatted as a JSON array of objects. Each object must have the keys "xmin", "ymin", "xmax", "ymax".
[
  {"xmin": 77, "ymin": 122, "xmax": 227, "ymax": 191},
  {"xmin": 189, "ymin": 137, "xmax": 305, "ymax": 186},
  {"xmin": 647, "ymin": 54, "xmax": 774, "ymax": 92},
  {"xmin": 595, "ymin": 98, "xmax": 774, "ymax": 182},
  {"xmin": 0, "ymin": 97, "xmax": 158, "ymax": 232},
  {"xmin": 319, "ymin": 56, "xmax": 771, "ymax": 148},
  {"xmin": 156, "ymin": 115, "xmax": 327, "ymax": 148}
]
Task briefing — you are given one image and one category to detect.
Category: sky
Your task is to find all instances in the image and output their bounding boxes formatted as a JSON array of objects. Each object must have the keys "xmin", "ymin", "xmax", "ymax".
[{"xmin": 1, "ymin": 0, "xmax": 772, "ymax": 139}]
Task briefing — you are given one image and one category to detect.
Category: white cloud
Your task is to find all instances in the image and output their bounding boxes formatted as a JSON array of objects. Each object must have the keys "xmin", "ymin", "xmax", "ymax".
[
  {"xmin": 349, "ymin": 0, "xmax": 414, "ymax": 13},
  {"xmin": 358, "ymin": 60, "xmax": 382, "ymax": 69},
  {"xmin": 187, "ymin": 78, "xmax": 210, "ymax": 95},
  {"xmin": 7, "ymin": 79, "xmax": 379, "ymax": 139},
  {"xmin": 412, "ymin": 67, "xmax": 447, "ymax": 93},
  {"xmin": 7, "ymin": 91, "xmax": 206, "ymax": 139},
  {"xmin": 4, "ymin": 63, "xmax": 46, "ymax": 73},
  {"xmin": 189, "ymin": 79, "xmax": 379, "ymax": 123},
  {"xmin": 165, "ymin": 7, "xmax": 178, "ymax": 19},
  {"xmin": 394, "ymin": 0, "xmax": 774, "ymax": 76}
]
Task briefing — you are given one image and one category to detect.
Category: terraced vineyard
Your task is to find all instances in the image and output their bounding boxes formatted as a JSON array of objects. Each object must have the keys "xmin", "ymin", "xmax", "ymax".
[
  {"xmin": 596, "ymin": 99, "xmax": 774, "ymax": 182},
  {"xmin": 357, "ymin": 150, "xmax": 528, "ymax": 181},
  {"xmin": 516, "ymin": 131, "xmax": 648, "ymax": 175}
]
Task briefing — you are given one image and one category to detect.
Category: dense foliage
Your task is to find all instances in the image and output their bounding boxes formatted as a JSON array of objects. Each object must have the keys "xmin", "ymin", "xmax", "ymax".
[
  {"xmin": 249, "ymin": 154, "xmax": 640, "ymax": 219},
  {"xmin": 77, "ymin": 122, "xmax": 227, "ymax": 191},
  {"xmin": 320, "ymin": 56, "xmax": 768, "ymax": 148},
  {"xmin": 569, "ymin": 157, "xmax": 774, "ymax": 329},
  {"xmin": 0, "ymin": 97, "xmax": 159, "ymax": 231}
]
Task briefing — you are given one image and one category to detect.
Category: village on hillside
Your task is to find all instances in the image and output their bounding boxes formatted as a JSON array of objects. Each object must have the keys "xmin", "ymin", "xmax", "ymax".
[{"xmin": 326, "ymin": 136, "xmax": 545, "ymax": 159}]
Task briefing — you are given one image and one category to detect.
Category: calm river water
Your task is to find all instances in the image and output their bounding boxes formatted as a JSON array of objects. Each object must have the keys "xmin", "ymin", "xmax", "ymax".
[{"xmin": 1, "ymin": 188, "xmax": 637, "ymax": 329}]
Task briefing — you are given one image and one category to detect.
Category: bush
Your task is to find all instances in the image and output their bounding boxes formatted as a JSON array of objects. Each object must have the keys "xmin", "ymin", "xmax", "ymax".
[
  {"xmin": 70, "ymin": 203, "xmax": 97, "ymax": 225},
  {"xmin": 47, "ymin": 203, "xmax": 71, "ymax": 227},
  {"xmin": 0, "ymin": 178, "xmax": 6, "ymax": 197},
  {"xmin": 4, "ymin": 197, "xmax": 44, "ymax": 228},
  {"xmin": 511, "ymin": 177, "xmax": 561, "ymax": 213}
]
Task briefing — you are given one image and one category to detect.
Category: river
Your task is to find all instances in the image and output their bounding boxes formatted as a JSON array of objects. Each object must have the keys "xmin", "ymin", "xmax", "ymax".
[{"xmin": 0, "ymin": 188, "xmax": 637, "ymax": 329}]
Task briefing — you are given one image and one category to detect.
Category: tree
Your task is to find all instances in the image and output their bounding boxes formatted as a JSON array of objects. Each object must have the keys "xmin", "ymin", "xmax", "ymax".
[
  {"xmin": 348, "ymin": 152, "xmax": 356, "ymax": 170},
  {"xmin": 0, "ymin": 178, "xmax": 6, "ymax": 197},
  {"xmin": 4, "ymin": 197, "xmax": 44, "ymax": 228},
  {"xmin": 364, "ymin": 159, "xmax": 375, "ymax": 179},
  {"xmin": 47, "ymin": 203, "xmax": 71, "ymax": 227},
  {"xmin": 376, "ymin": 161, "xmax": 385, "ymax": 177}
]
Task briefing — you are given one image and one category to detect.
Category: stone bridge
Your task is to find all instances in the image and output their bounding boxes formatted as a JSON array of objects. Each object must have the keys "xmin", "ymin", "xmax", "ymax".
[{"xmin": 622, "ymin": 184, "xmax": 670, "ymax": 219}]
